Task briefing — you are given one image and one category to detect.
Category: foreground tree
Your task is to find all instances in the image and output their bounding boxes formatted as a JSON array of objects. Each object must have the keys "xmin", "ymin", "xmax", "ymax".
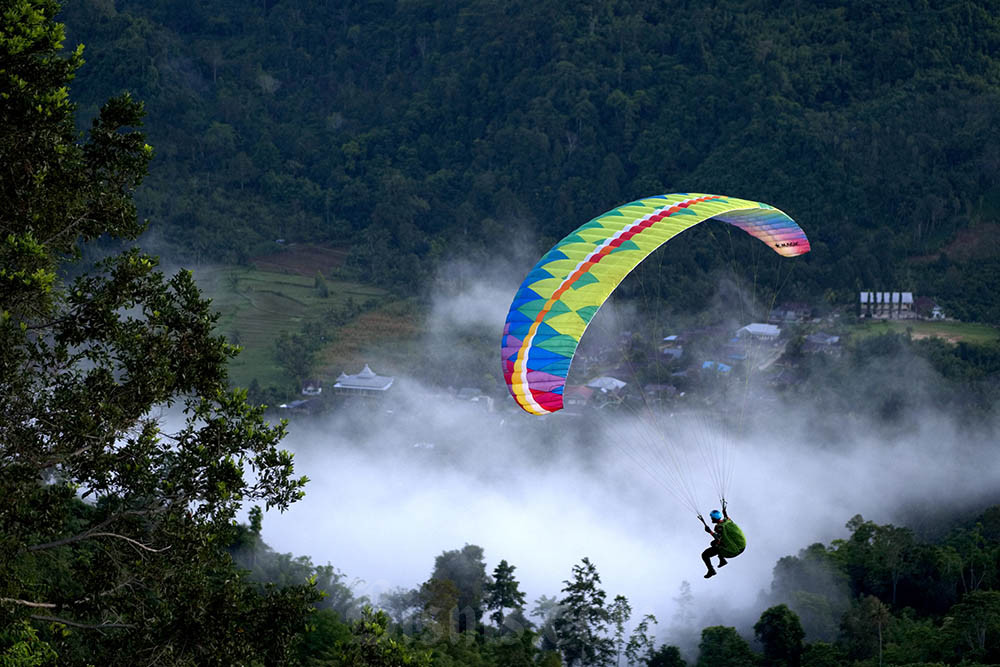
[
  {"xmin": 420, "ymin": 544, "xmax": 489, "ymax": 635},
  {"xmin": 646, "ymin": 644, "xmax": 686, "ymax": 667},
  {"xmin": 554, "ymin": 557, "xmax": 614, "ymax": 667},
  {"xmin": 419, "ymin": 577, "xmax": 460, "ymax": 639},
  {"xmin": 319, "ymin": 607, "xmax": 431, "ymax": 667},
  {"xmin": 840, "ymin": 595, "xmax": 891, "ymax": 664},
  {"xmin": 0, "ymin": 2, "xmax": 313, "ymax": 664},
  {"xmin": 625, "ymin": 613, "xmax": 659, "ymax": 665},
  {"xmin": 608, "ymin": 595, "xmax": 631, "ymax": 666},
  {"xmin": 531, "ymin": 594, "xmax": 563, "ymax": 653},
  {"xmin": 798, "ymin": 641, "xmax": 845, "ymax": 667},
  {"xmin": 695, "ymin": 626, "xmax": 756, "ymax": 667},
  {"xmin": 754, "ymin": 604, "xmax": 804, "ymax": 667},
  {"xmin": 484, "ymin": 559, "xmax": 528, "ymax": 631},
  {"xmin": 946, "ymin": 590, "xmax": 1000, "ymax": 663}
]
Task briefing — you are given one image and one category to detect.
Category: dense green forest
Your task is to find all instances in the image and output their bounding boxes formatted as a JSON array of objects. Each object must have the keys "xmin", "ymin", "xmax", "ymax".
[
  {"xmin": 224, "ymin": 505, "xmax": 1000, "ymax": 666},
  {"xmin": 59, "ymin": 0, "xmax": 1000, "ymax": 320},
  {"xmin": 2, "ymin": 2, "xmax": 314, "ymax": 663},
  {"xmin": 4, "ymin": 0, "xmax": 1000, "ymax": 665}
]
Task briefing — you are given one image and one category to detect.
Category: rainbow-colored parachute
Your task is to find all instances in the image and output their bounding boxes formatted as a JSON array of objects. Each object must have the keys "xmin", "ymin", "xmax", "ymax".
[{"xmin": 501, "ymin": 193, "xmax": 810, "ymax": 415}]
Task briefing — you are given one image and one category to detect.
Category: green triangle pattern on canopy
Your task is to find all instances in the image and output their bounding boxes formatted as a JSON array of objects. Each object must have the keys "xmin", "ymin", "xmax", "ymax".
[{"xmin": 501, "ymin": 193, "xmax": 811, "ymax": 416}]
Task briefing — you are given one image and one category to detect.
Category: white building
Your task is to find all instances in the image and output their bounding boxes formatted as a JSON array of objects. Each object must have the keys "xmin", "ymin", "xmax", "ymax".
[
  {"xmin": 586, "ymin": 376, "xmax": 627, "ymax": 393},
  {"xmin": 736, "ymin": 323, "xmax": 781, "ymax": 340},
  {"xmin": 859, "ymin": 291, "xmax": 914, "ymax": 318},
  {"xmin": 333, "ymin": 364, "xmax": 394, "ymax": 396}
]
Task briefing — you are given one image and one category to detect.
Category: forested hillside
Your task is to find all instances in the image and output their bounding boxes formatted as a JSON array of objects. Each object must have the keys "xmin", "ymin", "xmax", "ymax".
[{"xmin": 60, "ymin": 0, "xmax": 1000, "ymax": 319}]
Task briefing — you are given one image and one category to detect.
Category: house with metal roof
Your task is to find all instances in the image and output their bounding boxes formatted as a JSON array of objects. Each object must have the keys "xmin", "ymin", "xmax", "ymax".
[
  {"xmin": 277, "ymin": 399, "xmax": 317, "ymax": 415},
  {"xmin": 736, "ymin": 323, "xmax": 781, "ymax": 340},
  {"xmin": 805, "ymin": 332, "xmax": 842, "ymax": 354},
  {"xmin": 587, "ymin": 376, "xmax": 627, "ymax": 393},
  {"xmin": 701, "ymin": 360, "xmax": 733, "ymax": 374},
  {"xmin": 332, "ymin": 364, "xmax": 394, "ymax": 396},
  {"xmin": 301, "ymin": 379, "xmax": 323, "ymax": 396},
  {"xmin": 768, "ymin": 302, "xmax": 811, "ymax": 323}
]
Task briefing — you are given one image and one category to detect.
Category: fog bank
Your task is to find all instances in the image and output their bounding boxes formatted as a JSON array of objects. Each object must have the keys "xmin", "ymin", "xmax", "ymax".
[{"xmin": 257, "ymin": 255, "xmax": 1000, "ymax": 643}]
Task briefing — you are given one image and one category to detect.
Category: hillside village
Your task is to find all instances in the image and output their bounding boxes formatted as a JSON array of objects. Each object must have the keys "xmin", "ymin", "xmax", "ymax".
[{"xmin": 277, "ymin": 291, "xmax": 956, "ymax": 418}]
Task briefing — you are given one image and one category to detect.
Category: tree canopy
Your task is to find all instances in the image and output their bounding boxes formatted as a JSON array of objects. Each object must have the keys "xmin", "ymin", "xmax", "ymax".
[
  {"xmin": 0, "ymin": 1, "xmax": 313, "ymax": 663},
  {"xmin": 56, "ymin": 0, "xmax": 1000, "ymax": 320}
]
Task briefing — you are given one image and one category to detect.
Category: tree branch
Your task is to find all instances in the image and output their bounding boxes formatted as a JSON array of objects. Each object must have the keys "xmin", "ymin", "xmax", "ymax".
[
  {"xmin": 1, "ymin": 598, "xmax": 58, "ymax": 609},
  {"xmin": 88, "ymin": 532, "xmax": 170, "ymax": 553},
  {"xmin": 75, "ymin": 578, "xmax": 139, "ymax": 606},
  {"xmin": 2, "ymin": 578, "xmax": 137, "ymax": 612},
  {"xmin": 28, "ymin": 524, "xmax": 168, "ymax": 554},
  {"xmin": 41, "ymin": 211, "xmax": 97, "ymax": 249},
  {"xmin": 39, "ymin": 442, "xmax": 97, "ymax": 469},
  {"xmin": 29, "ymin": 614, "xmax": 134, "ymax": 630}
]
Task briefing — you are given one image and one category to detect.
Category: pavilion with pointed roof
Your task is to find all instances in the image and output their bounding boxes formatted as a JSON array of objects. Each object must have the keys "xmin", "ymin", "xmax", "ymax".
[{"xmin": 332, "ymin": 364, "xmax": 394, "ymax": 396}]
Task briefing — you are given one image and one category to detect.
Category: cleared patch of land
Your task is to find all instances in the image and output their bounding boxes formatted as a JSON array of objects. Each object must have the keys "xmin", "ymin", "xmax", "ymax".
[
  {"xmin": 848, "ymin": 319, "xmax": 999, "ymax": 345},
  {"xmin": 317, "ymin": 300, "xmax": 423, "ymax": 378},
  {"xmin": 910, "ymin": 223, "xmax": 1000, "ymax": 264},
  {"xmin": 194, "ymin": 263, "xmax": 391, "ymax": 390},
  {"xmin": 250, "ymin": 243, "xmax": 349, "ymax": 276}
]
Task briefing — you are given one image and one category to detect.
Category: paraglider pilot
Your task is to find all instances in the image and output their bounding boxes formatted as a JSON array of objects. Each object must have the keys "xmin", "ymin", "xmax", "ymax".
[{"xmin": 700, "ymin": 501, "xmax": 746, "ymax": 579}]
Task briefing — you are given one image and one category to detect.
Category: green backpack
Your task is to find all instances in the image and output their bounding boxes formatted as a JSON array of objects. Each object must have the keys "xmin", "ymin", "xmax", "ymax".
[{"xmin": 717, "ymin": 520, "xmax": 746, "ymax": 558}]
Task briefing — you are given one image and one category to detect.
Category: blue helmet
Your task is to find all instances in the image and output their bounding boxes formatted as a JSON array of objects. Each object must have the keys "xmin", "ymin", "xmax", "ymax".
[{"xmin": 710, "ymin": 510, "xmax": 723, "ymax": 521}]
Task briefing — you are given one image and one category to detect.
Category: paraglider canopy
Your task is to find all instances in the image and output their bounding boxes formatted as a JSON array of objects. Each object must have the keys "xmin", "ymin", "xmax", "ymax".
[{"xmin": 501, "ymin": 193, "xmax": 810, "ymax": 415}]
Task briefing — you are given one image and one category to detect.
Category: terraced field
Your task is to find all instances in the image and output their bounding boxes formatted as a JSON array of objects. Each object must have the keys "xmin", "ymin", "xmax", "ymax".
[{"xmin": 191, "ymin": 244, "xmax": 418, "ymax": 391}]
